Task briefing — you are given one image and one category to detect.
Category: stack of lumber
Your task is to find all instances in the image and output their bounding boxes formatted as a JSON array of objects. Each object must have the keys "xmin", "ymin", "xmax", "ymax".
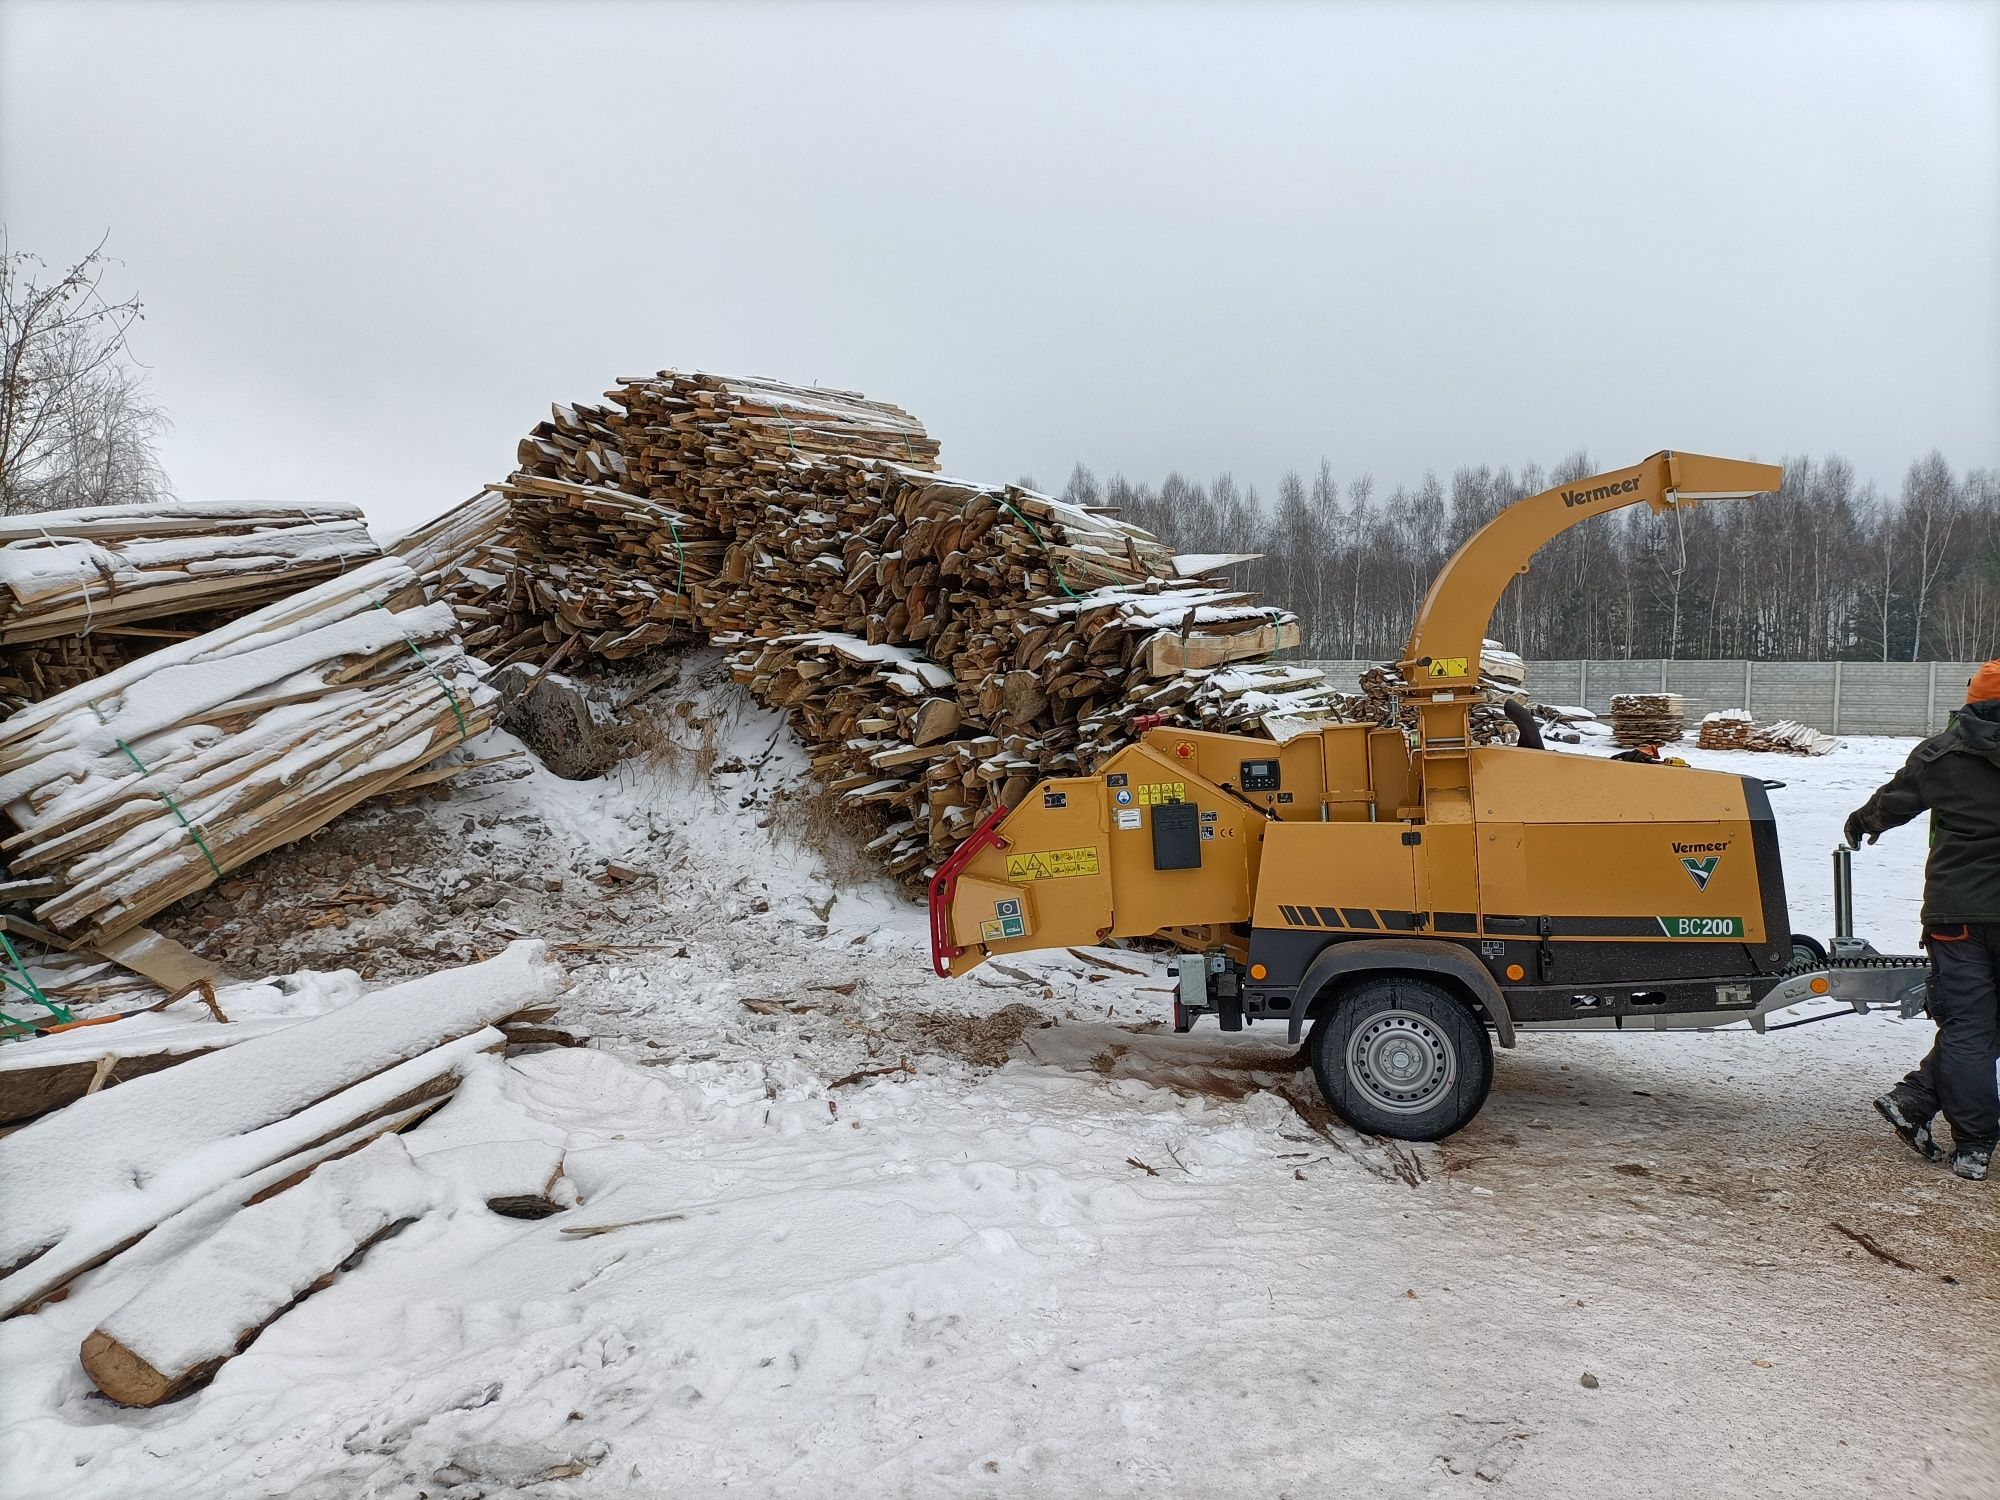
[
  {"xmin": 0, "ymin": 502, "xmax": 381, "ymax": 711},
  {"xmin": 0, "ymin": 944, "xmax": 570, "ymax": 1406},
  {"xmin": 0, "ymin": 555, "xmax": 495, "ymax": 948},
  {"xmin": 1695, "ymin": 709, "xmax": 1754, "ymax": 750},
  {"xmin": 1609, "ymin": 692, "xmax": 1686, "ymax": 746},
  {"xmin": 1696, "ymin": 710, "xmax": 1839, "ymax": 755}
]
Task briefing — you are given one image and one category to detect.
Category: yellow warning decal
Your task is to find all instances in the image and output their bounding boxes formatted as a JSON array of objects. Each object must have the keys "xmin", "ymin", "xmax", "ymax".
[
  {"xmin": 1006, "ymin": 846, "xmax": 1101, "ymax": 881},
  {"xmin": 1136, "ymin": 781, "xmax": 1186, "ymax": 806},
  {"xmin": 1427, "ymin": 656, "xmax": 1469, "ymax": 678}
]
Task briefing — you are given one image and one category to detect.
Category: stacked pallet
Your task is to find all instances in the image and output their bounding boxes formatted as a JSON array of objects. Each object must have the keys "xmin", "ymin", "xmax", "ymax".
[
  {"xmin": 1610, "ymin": 692, "xmax": 1686, "ymax": 746},
  {"xmin": 0, "ymin": 501, "xmax": 382, "ymax": 711},
  {"xmin": 0, "ymin": 944, "xmax": 570, "ymax": 1406},
  {"xmin": 0, "ymin": 556, "xmax": 494, "ymax": 948}
]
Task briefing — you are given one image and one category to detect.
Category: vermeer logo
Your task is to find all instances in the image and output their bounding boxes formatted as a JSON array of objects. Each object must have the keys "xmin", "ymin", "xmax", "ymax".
[
  {"xmin": 1562, "ymin": 477, "xmax": 1642, "ymax": 508},
  {"xmin": 1681, "ymin": 855, "xmax": 1720, "ymax": 891}
]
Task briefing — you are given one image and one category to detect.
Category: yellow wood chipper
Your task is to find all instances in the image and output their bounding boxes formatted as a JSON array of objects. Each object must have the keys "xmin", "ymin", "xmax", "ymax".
[{"xmin": 930, "ymin": 452, "xmax": 1929, "ymax": 1139}]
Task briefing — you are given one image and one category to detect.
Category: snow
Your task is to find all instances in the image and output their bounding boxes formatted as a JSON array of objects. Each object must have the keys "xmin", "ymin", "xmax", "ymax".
[
  {"xmin": 781, "ymin": 630, "xmax": 954, "ymax": 690},
  {"xmin": 1, "ymin": 691, "xmax": 1994, "ymax": 1498},
  {"xmin": 1170, "ymin": 552, "xmax": 1262, "ymax": 576},
  {"xmin": 95, "ymin": 1134, "xmax": 437, "ymax": 1379}
]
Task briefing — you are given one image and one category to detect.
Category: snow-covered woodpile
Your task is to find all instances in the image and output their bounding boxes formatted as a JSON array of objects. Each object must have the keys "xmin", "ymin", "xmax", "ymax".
[
  {"xmin": 412, "ymin": 370, "xmax": 1331, "ymax": 876},
  {"xmin": 1610, "ymin": 692, "xmax": 1686, "ymax": 746},
  {"xmin": 0, "ymin": 501, "xmax": 381, "ymax": 712},
  {"xmin": 0, "ymin": 556, "xmax": 495, "ymax": 947},
  {"xmin": 1696, "ymin": 709, "xmax": 1840, "ymax": 755},
  {"xmin": 0, "ymin": 943, "xmax": 571, "ymax": 1406}
]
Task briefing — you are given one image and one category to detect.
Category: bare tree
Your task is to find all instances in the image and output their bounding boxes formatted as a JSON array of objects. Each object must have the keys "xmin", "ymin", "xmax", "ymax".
[{"xmin": 1, "ymin": 233, "xmax": 171, "ymax": 515}]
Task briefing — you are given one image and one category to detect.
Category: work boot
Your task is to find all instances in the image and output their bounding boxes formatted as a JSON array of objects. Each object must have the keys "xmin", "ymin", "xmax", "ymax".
[
  {"xmin": 1874, "ymin": 1093, "xmax": 1944, "ymax": 1162},
  {"xmin": 1950, "ymin": 1145, "xmax": 1992, "ymax": 1182}
]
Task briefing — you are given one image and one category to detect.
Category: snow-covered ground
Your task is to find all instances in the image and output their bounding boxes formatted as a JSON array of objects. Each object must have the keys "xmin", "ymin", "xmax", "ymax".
[{"xmin": 3, "ymin": 670, "xmax": 1995, "ymax": 1500}]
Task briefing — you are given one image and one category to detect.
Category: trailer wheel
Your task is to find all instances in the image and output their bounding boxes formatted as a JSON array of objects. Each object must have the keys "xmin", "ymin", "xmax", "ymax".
[{"xmin": 1308, "ymin": 976, "xmax": 1493, "ymax": 1141}]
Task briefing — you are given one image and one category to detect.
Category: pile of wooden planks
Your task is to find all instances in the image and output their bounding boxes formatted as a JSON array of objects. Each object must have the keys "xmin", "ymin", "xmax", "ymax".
[
  {"xmin": 1610, "ymin": 692, "xmax": 1686, "ymax": 747},
  {"xmin": 0, "ymin": 556, "xmax": 495, "ymax": 948},
  {"xmin": 0, "ymin": 944, "xmax": 572, "ymax": 1406},
  {"xmin": 0, "ymin": 501, "xmax": 381, "ymax": 712},
  {"xmin": 1696, "ymin": 710, "xmax": 1839, "ymax": 755}
]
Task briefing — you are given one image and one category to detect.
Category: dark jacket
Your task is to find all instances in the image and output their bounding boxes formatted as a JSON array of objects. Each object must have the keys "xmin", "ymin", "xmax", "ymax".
[{"xmin": 1853, "ymin": 699, "xmax": 2000, "ymax": 926}]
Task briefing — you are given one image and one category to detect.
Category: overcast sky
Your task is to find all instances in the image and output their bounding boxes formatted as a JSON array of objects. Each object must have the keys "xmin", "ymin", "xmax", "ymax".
[{"xmin": 3, "ymin": 0, "xmax": 1996, "ymax": 534}]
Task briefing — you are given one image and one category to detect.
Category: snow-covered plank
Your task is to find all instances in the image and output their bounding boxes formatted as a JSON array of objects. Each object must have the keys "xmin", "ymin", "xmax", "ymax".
[{"xmin": 80, "ymin": 1134, "xmax": 438, "ymax": 1406}]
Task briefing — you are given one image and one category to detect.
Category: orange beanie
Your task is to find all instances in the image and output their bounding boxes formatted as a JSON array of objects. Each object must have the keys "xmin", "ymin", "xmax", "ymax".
[{"xmin": 1969, "ymin": 660, "xmax": 2000, "ymax": 703}]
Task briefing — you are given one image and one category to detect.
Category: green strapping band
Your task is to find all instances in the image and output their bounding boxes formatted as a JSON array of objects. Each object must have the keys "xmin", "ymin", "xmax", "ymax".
[
  {"xmin": 667, "ymin": 513, "xmax": 687, "ymax": 596},
  {"xmin": 372, "ymin": 600, "xmax": 471, "ymax": 742},
  {"xmin": 114, "ymin": 737, "xmax": 225, "ymax": 879},
  {"xmin": 997, "ymin": 497, "xmax": 1082, "ymax": 602},
  {"xmin": 0, "ymin": 929, "xmax": 71, "ymax": 1033}
]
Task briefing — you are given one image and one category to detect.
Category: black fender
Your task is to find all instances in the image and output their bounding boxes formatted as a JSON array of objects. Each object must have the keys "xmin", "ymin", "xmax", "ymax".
[{"xmin": 1285, "ymin": 937, "xmax": 1516, "ymax": 1049}]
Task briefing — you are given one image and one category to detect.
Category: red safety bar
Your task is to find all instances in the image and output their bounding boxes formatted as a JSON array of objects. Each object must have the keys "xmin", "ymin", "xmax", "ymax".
[{"xmin": 927, "ymin": 802, "xmax": 1011, "ymax": 978}]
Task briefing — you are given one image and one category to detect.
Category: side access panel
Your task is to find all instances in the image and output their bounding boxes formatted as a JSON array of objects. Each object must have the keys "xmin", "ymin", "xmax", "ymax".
[{"xmin": 1251, "ymin": 820, "xmax": 1421, "ymax": 940}]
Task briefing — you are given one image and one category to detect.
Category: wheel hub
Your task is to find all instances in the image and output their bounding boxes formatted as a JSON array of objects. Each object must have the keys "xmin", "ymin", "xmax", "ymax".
[{"xmin": 1347, "ymin": 1010, "xmax": 1456, "ymax": 1114}]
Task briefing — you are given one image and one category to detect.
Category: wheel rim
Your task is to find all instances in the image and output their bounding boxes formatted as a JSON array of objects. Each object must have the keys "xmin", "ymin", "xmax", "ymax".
[{"xmin": 1345, "ymin": 1008, "xmax": 1457, "ymax": 1115}]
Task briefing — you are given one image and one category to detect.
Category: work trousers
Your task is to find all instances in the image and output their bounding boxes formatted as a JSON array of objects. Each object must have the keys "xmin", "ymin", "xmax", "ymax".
[{"xmin": 1896, "ymin": 922, "xmax": 2000, "ymax": 1149}]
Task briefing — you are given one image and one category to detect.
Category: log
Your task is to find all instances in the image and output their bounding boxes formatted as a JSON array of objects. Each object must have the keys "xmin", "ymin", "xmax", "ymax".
[{"xmin": 80, "ymin": 1134, "xmax": 435, "ymax": 1406}]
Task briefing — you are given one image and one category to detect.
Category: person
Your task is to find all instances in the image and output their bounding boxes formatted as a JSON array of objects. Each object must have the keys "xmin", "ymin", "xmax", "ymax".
[{"xmin": 1844, "ymin": 660, "xmax": 2000, "ymax": 1182}]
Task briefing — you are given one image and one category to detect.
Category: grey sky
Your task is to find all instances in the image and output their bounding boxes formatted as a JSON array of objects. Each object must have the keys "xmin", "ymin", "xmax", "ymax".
[{"xmin": 3, "ymin": 0, "xmax": 1995, "ymax": 534}]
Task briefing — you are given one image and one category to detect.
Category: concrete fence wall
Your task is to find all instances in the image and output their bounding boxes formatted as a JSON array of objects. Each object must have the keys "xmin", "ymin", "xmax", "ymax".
[{"xmin": 1300, "ymin": 659, "xmax": 1988, "ymax": 737}]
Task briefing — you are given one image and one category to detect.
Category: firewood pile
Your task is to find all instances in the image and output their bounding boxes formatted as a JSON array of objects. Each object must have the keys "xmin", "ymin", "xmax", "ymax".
[
  {"xmin": 0, "ymin": 556, "xmax": 495, "ymax": 948},
  {"xmin": 1695, "ymin": 709, "xmax": 1753, "ymax": 749},
  {"xmin": 0, "ymin": 501, "xmax": 381, "ymax": 713},
  {"xmin": 1610, "ymin": 692, "xmax": 1686, "ymax": 746},
  {"xmin": 413, "ymin": 370, "xmax": 1331, "ymax": 876},
  {"xmin": 0, "ymin": 943, "xmax": 574, "ymax": 1406},
  {"xmin": 1696, "ymin": 710, "xmax": 1839, "ymax": 755},
  {"xmin": 1348, "ymin": 656, "xmax": 1542, "ymax": 745}
]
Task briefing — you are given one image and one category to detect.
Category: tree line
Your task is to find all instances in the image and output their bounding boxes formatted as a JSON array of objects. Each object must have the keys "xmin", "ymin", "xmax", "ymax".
[{"xmin": 1043, "ymin": 452, "xmax": 2000, "ymax": 664}]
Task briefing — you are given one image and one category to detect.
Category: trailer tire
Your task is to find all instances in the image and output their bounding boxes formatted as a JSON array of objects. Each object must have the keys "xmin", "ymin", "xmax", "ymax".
[{"xmin": 1308, "ymin": 975, "xmax": 1493, "ymax": 1141}]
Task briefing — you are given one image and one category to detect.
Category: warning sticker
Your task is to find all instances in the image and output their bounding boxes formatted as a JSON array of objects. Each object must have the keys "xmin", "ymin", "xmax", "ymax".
[
  {"xmin": 1115, "ymin": 808, "xmax": 1142, "ymax": 830},
  {"xmin": 982, "ymin": 915, "xmax": 1027, "ymax": 940},
  {"xmin": 1136, "ymin": 782, "xmax": 1186, "ymax": 806},
  {"xmin": 1006, "ymin": 846, "xmax": 1101, "ymax": 881},
  {"xmin": 1427, "ymin": 656, "xmax": 1469, "ymax": 679}
]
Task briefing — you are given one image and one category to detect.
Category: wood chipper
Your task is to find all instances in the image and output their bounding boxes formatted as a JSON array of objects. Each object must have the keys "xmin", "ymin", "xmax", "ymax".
[{"xmin": 929, "ymin": 452, "xmax": 1930, "ymax": 1139}]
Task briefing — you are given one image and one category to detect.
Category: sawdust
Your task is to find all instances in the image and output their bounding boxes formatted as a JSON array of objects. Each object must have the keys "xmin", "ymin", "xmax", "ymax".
[{"xmin": 897, "ymin": 1003, "xmax": 1053, "ymax": 1069}]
